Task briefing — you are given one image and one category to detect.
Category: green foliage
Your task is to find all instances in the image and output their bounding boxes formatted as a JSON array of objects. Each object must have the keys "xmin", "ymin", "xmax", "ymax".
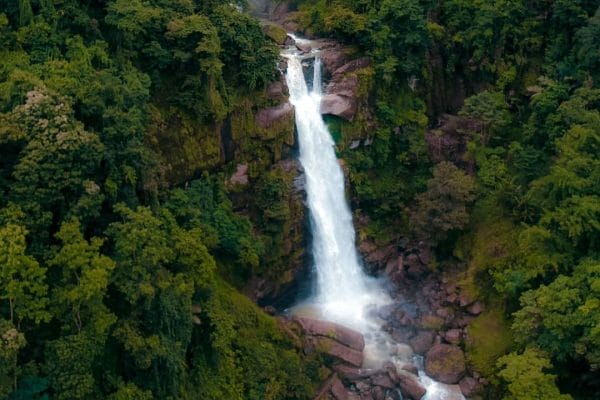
[
  {"xmin": 497, "ymin": 348, "xmax": 572, "ymax": 400},
  {"xmin": 411, "ymin": 161, "xmax": 476, "ymax": 243},
  {"xmin": 0, "ymin": 224, "xmax": 50, "ymax": 327},
  {"xmin": 459, "ymin": 90, "xmax": 512, "ymax": 144}
]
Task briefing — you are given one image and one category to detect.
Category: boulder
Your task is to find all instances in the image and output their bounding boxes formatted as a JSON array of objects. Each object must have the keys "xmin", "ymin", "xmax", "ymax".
[
  {"xmin": 370, "ymin": 373, "xmax": 395, "ymax": 390},
  {"xmin": 333, "ymin": 365, "xmax": 379, "ymax": 381},
  {"xmin": 459, "ymin": 376, "xmax": 481, "ymax": 397},
  {"xmin": 267, "ymin": 81, "xmax": 287, "ymax": 102},
  {"xmin": 331, "ymin": 374, "xmax": 360, "ymax": 400},
  {"xmin": 321, "ymin": 94, "xmax": 357, "ymax": 121},
  {"xmin": 444, "ymin": 329, "xmax": 462, "ymax": 345},
  {"xmin": 467, "ymin": 301, "xmax": 484, "ymax": 315},
  {"xmin": 229, "ymin": 163, "xmax": 249, "ymax": 186},
  {"xmin": 401, "ymin": 364, "xmax": 419, "ymax": 375},
  {"xmin": 320, "ymin": 47, "xmax": 349, "ymax": 75},
  {"xmin": 314, "ymin": 336, "xmax": 364, "ymax": 367},
  {"xmin": 296, "ymin": 317, "xmax": 365, "ymax": 351},
  {"xmin": 296, "ymin": 41, "xmax": 312, "ymax": 53},
  {"xmin": 389, "ymin": 370, "xmax": 427, "ymax": 400},
  {"xmin": 333, "ymin": 57, "xmax": 371, "ymax": 76},
  {"xmin": 256, "ymin": 102, "xmax": 293, "ymax": 129},
  {"xmin": 409, "ymin": 330, "xmax": 435, "ymax": 354},
  {"xmin": 371, "ymin": 386, "xmax": 385, "ymax": 400},
  {"xmin": 425, "ymin": 344, "xmax": 466, "ymax": 384}
]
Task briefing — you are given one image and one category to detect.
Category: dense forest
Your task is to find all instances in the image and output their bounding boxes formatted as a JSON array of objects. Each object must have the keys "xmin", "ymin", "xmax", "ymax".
[{"xmin": 0, "ymin": 0, "xmax": 598, "ymax": 399}]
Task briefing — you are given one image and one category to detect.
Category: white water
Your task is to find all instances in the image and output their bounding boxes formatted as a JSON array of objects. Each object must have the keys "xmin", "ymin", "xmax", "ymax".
[{"xmin": 284, "ymin": 42, "xmax": 464, "ymax": 399}]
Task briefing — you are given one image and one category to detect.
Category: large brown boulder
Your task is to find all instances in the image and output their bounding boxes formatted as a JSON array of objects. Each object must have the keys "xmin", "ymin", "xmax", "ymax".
[
  {"xmin": 320, "ymin": 94, "xmax": 357, "ymax": 121},
  {"xmin": 296, "ymin": 317, "xmax": 365, "ymax": 351},
  {"xmin": 389, "ymin": 370, "xmax": 427, "ymax": 400},
  {"xmin": 425, "ymin": 344, "xmax": 466, "ymax": 384},
  {"xmin": 312, "ymin": 336, "xmax": 364, "ymax": 367},
  {"xmin": 256, "ymin": 102, "xmax": 294, "ymax": 129}
]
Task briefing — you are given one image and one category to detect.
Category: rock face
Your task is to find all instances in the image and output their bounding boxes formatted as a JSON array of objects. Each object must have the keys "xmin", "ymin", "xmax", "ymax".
[
  {"xmin": 425, "ymin": 344, "xmax": 466, "ymax": 384},
  {"xmin": 229, "ymin": 163, "xmax": 249, "ymax": 186},
  {"xmin": 256, "ymin": 102, "xmax": 294, "ymax": 129},
  {"xmin": 320, "ymin": 57, "xmax": 371, "ymax": 122}
]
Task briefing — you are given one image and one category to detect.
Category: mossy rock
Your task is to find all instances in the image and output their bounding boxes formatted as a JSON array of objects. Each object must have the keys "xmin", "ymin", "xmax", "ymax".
[{"xmin": 263, "ymin": 23, "xmax": 288, "ymax": 45}]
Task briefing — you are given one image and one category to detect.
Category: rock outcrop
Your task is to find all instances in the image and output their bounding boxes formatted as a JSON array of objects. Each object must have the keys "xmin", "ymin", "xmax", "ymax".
[{"xmin": 320, "ymin": 57, "xmax": 371, "ymax": 122}]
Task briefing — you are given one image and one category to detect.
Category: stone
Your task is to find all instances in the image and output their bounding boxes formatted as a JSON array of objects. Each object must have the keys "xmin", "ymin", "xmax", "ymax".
[
  {"xmin": 296, "ymin": 41, "xmax": 312, "ymax": 53},
  {"xmin": 296, "ymin": 317, "xmax": 365, "ymax": 351},
  {"xmin": 321, "ymin": 93, "xmax": 357, "ymax": 121},
  {"xmin": 371, "ymin": 386, "xmax": 385, "ymax": 400},
  {"xmin": 229, "ymin": 163, "xmax": 249, "ymax": 186},
  {"xmin": 400, "ymin": 364, "xmax": 419, "ymax": 375},
  {"xmin": 333, "ymin": 57, "xmax": 371, "ymax": 76},
  {"xmin": 409, "ymin": 330, "xmax": 435, "ymax": 354},
  {"xmin": 389, "ymin": 370, "xmax": 427, "ymax": 400},
  {"xmin": 331, "ymin": 374, "xmax": 360, "ymax": 400},
  {"xmin": 425, "ymin": 344, "xmax": 466, "ymax": 384},
  {"xmin": 333, "ymin": 365, "xmax": 379, "ymax": 381},
  {"xmin": 467, "ymin": 301, "xmax": 484, "ymax": 315},
  {"xmin": 459, "ymin": 376, "xmax": 481, "ymax": 397},
  {"xmin": 370, "ymin": 373, "xmax": 395, "ymax": 390},
  {"xmin": 314, "ymin": 336, "xmax": 364, "ymax": 367},
  {"xmin": 444, "ymin": 329, "xmax": 462, "ymax": 345},
  {"xmin": 420, "ymin": 315, "xmax": 445, "ymax": 330},
  {"xmin": 266, "ymin": 81, "xmax": 286, "ymax": 102},
  {"xmin": 320, "ymin": 45, "xmax": 349, "ymax": 75},
  {"xmin": 255, "ymin": 102, "xmax": 293, "ymax": 129}
]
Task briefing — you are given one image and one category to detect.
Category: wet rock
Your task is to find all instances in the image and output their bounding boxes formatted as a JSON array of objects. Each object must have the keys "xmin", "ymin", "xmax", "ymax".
[
  {"xmin": 389, "ymin": 370, "xmax": 427, "ymax": 400},
  {"xmin": 296, "ymin": 317, "xmax": 365, "ymax": 351},
  {"xmin": 256, "ymin": 102, "xmax": 293, "ymax": 129},
  {"xmin": 333, "ymin": 365, "xmax": 378, "ymax": 381},
  {"xmin": 400, "ymin": 364, "xmax": 419, "ymax": 375},
  {"xmin": 314, "ymin": 336, "xmax": 364, "ymax": 367},
  {"xmin": 296, "ymin": 41, "xmax": 312, "ymax": 53},
  {"xmin": 425, "ymin": 344, "xmax": 466, "ymax": 384},
  {"xmin": 371, "ymin": 386, "xmax": 385, "ymax": 400},
  {"xmin": 364, "ymin": 245, "xmax": 396, "ymax": 269},
  {"xmin": 409, "ymin": 330, "xmax": 435, "ymax": 354},
  {"xmin": 443, "ymin": 384, "xmax": 465, "ymax": 400},
  {"xmin": 371, "ymin": 373, "xmax": 395, "ymax": 390},
  {"xmin": 459, "ymin": 376, "xmax": 481, "ymax": 397},
  {"xmin": 457, "ymin": 293, "xmax": 475, "ymax": 307}
]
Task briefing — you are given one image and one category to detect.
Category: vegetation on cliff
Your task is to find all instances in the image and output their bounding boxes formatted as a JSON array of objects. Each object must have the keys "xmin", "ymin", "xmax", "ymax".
[
  {"xmin": 1, "ymin": 0, "xmax": 599, "ymax": 399},
  {"xmin": 295, "ymin": 0, "xmax": 599, "ymax": 398}
]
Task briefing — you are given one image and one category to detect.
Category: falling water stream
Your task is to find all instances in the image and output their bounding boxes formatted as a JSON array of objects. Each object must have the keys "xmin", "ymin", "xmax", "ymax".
[{"xmin": 284, "ymin": 36, "xmax": 463, "ymax": 400}]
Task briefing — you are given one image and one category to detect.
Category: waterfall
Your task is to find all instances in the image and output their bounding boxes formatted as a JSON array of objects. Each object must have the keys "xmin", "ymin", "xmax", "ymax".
[
  {"xmin": 285, "ymin": 53, "xmax": 389, "ymax": 332},
  {"xmin": 285, "ymin": 44, "xmax": 464, "ymax": 400}
]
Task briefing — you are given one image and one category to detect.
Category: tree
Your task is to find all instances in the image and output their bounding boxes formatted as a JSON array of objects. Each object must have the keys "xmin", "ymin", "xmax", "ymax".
[
  {"xmin": 49, "ymin": 219, "xmax": 116, "ymax": 335},
  {"xmin": 411, "ymin": 161, "xmax": 476, "ymax": 243},
  {"xmin": 497, "ymin": 348, "xmax": 573, "ymax": 400},
  {"xmin": 0, "ymin": 224, "xmax": 49, "ymax": 328},
  {"xmin": 459, "ymin": 90, "xmax": 512, "ymax": 145},
  {"xmin": 0, "ymin": 319, "xmax": 26, "ymax": 397},
  {"xmin": 511, "ymin": 259, "xmax": 600, "ymax": 368}
]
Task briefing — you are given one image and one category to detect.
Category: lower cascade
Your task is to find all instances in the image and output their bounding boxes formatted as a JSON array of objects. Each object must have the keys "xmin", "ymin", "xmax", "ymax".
[{"xmin": 284, "ymin": 39, "xmax": 464, "ymax": 400}]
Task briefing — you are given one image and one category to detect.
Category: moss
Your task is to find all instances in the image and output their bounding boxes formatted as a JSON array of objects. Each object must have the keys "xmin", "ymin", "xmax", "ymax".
[
  {"xmin": 194, "ymin": 279, "xmax": 322, "ymax": 400},
  {"xmin": 421, "ymin": 315, "xmax": 445, "ymax": 330},
  {"xmin": 263, "ymin": 23, "xmax": 288, "ymax": 45},
  {"xmin": 466, "ymin": 306, "xmax": 513, "ymax": 378},
  {"xmin": 454, "ymin": 198, "xmax": 520, "ymax": 301},
  {"xmin": 146, "ymin": 104, "xmax": 222, "ymax": 184}
]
